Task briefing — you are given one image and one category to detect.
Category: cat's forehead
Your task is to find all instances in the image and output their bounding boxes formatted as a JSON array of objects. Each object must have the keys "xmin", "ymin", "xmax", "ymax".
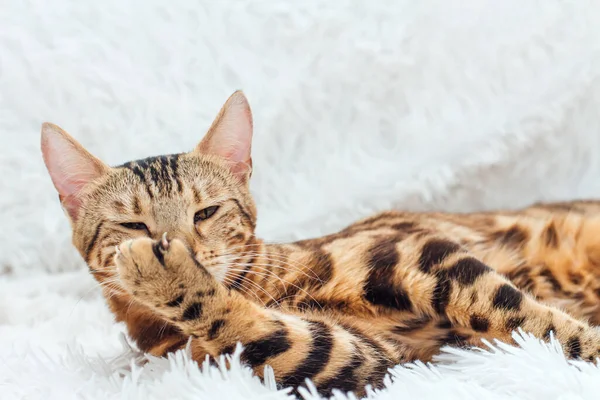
[
  {"xmin": 116, "ymin": 153, "xmax": 183, "ymax": 174},
  {"xmin": 103, "ymin": 152, "xmax": 236, "ymax": 202},
  {"xmin": 116, "ymin": 153, "xmax": 225, "ymax": 180}
]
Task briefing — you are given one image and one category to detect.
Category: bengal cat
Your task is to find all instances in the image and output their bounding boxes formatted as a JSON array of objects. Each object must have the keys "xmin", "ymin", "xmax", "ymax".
[{"xmin": 41, "ymin": 91, "xmax": 600, "ymax": 397}]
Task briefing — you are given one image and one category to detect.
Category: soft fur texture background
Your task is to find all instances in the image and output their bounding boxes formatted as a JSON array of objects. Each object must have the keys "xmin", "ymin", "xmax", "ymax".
[{"xmin": 2, "ymin": 1, "xmax": 600, "ymax": 399}]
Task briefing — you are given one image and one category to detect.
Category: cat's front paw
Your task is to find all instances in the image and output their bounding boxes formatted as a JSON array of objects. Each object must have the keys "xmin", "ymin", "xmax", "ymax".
[{"xmin": 114, "ymin": 235, "xmax": 221, "ymax": 321}]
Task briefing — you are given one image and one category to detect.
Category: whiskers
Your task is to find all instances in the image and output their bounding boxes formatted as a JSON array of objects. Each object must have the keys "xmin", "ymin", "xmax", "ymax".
[
  {"xmin": 220, "ymin": 273, "xmax": 274, "ymax": 308},
  {"xmin": 213, "ymin": 243, "xmax": 325, "ymax": 311},
  {"xmin": 218, "ymin": 242, "xmax": 325, "ymax": 283}
]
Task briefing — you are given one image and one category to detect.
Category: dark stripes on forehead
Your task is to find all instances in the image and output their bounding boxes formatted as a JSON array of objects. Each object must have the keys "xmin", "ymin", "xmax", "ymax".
[
  {"xmin": 168, "ymin": 156, "xmax": 183, "ymax": 193},
  {"xmin": 117, "ymin": 154, "xmax": 183, "ymax": 196}
]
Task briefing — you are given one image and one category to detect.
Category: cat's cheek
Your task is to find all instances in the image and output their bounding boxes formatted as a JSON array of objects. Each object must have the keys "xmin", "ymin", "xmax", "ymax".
[
  {"xmin": 113, "ymin": 242, "xmax": 133, "ymax": 284},
  {"xmin": 200, "ymin": 261, "xmax": 226, "ymax": 283}
]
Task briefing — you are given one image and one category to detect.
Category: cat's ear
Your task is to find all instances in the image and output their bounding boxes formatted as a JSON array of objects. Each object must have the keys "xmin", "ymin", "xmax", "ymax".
[
  {"xmin": 41, "ymin": 123, "xmax": 109, "ymax": 222},
  {"xmin": 195, "ymin": 91, "xmax": 253, "ymax": 182}
]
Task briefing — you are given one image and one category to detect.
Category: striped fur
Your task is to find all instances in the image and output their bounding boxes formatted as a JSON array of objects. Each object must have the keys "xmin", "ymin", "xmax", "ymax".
[{"xmin": 42, "ymin": 93, "xmax": 600, "ymax": 397}]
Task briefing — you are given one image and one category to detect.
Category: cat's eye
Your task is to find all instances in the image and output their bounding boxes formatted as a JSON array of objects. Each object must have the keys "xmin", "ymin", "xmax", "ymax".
[
  {"xmin": 120, "ymin": 222, "xmax": 149, "ymax": 232},
  {"xmin": 194, "ymin": 206, "xmax": 220, "ymax": 223}
]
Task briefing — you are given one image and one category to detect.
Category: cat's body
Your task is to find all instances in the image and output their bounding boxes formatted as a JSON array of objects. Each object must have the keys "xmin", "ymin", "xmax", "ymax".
[{"xmin": 41, "ymin": 92, "xmax": 600, "ymax": 397}]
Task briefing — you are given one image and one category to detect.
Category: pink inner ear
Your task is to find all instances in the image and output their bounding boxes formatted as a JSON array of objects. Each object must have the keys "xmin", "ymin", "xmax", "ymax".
[
  {"xmin": 55, "ymin": 174, "xmax": 95, "ymax": 220},
  {"xmin": 41, "ymin": 122, "xmax": 107, "ymax": 221},
  {"xmin": 230, "ymin": 159, "xmax": 252, "ymax": 178},
  {"xmin": 219, "ymin": 130, "xmax": 252, "ymax": 164},
  {"xmin": 60, "ymin": 194, "xmax": 83, "ymax": 221},
  {"xmin": 196, "ymin": 91, "xmax": 254, "ymax": 176},
  {"xmin": 51, "ymin": 165, "xmax": 93, "ymax": 199},
  {"xmin": 44, "ymin": 141, "xmax": 97, "ymax": 193}
]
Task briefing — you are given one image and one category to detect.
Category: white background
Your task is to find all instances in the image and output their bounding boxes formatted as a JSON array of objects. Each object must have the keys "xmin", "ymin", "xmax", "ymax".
[
  {"xmin": 2, "ymin": 2, "xmax": 600, "ymax": 398},
  {"xmin": 2, "ymin": 0, "xmax": 600, "ymax": 275}
]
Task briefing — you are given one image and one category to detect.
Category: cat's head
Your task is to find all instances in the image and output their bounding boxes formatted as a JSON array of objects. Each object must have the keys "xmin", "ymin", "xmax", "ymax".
[{"xmin": 41, "ymin": 91, "xmax": 257, "ymax": 285}]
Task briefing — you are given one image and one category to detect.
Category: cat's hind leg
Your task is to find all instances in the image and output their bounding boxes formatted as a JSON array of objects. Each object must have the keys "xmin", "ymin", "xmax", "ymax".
[{"xmin": 403, "ymin": 238, "xmax": 600, "ymax": 361}]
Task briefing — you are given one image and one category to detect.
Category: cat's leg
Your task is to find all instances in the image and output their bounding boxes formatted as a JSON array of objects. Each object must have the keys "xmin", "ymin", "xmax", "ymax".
[
  {"xmin": 412, "ymin": 240, "xmax": 600, "ymax": 360},
  {"xmin": 114, "ymin": 236, "xmax": 397, "ymax": 397},
  {"xmin": 106, "ymin": 292, "xmax": 190, "ymax": 357}
]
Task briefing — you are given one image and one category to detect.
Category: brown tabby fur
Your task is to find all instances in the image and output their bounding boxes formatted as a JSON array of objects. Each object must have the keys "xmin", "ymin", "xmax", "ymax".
[{"xmin": 41, "ymin": 92, "xmax": 600, "ymax": 397}]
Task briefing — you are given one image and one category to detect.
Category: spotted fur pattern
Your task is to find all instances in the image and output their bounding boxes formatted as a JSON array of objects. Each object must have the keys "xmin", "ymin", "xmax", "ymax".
[{"xmin": 41, "ymin": 92, "xmax": 600, "ymax": 397}]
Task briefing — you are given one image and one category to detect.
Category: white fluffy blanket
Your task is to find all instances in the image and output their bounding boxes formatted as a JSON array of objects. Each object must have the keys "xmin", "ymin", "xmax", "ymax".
[{"xmin": 3, "ymin": 1, "xmax": 600, "ymax": 399}]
